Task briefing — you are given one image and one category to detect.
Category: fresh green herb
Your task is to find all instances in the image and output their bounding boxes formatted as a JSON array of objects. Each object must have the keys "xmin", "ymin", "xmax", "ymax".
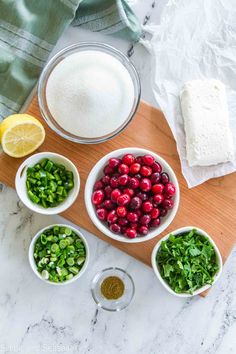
[
  {"xmin": 156, "ymin": 229, "xmax": 219, "ymax": 294},
  {"xmin": 34, "ymin": 226, "xmax": 86, "ymax": 283},
  {"xmin": 26, "ymin": 159, "xmax": 74, "ymax": 208}
]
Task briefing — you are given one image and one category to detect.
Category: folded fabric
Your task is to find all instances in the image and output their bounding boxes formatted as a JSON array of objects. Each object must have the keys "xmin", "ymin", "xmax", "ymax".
[{"xmin": 0, "ymin": 0, "xmax": 141, "ymax": 120}]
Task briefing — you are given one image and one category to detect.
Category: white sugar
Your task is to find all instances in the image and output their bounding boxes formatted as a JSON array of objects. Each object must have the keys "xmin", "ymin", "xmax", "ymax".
[{"xmin": 46, "ymin": 51, "xmax": 135, "ymax": 138}]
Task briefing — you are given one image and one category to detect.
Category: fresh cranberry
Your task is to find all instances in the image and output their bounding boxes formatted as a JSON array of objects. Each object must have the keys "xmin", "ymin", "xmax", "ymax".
[
  {"xmin": 107, "ymin": 210, "xmax": 118, "ymax": 224},
  {"xmin": 129, "ymin": 177, "xmax": 139, "ymax": 189},
  {"xmin": 134, "ymin": 173, "xmax": 142, "ymax": 180},
  {"xmin": 138, "ymin": 225, "xmax": 149, "ymax": 236},
  {"xmin": 92, "ymin": 190, "xmax": 105, "ymax": 205},
  {"xmin": 96, "ymin": 202, "xmax": 105, "ymax": 210},
  {"xmin": 96, "ymin": 208, "xmax": 108, "ymax": 221},
  {"xmin": 164, "ymin": 182, "xmax": 176, "ymax": 196},
  {"xmin": 122, "ymin": 154, "xmax": 135, "ymax": 166},
  {"xmin": 104, "ymin": 200, "xmax": 115, "ymax": 210},
  {"xmin": 127, "ymin": 212, "xmax": 138, "ymax": 223},
  {"xmin": 150, "ymin": 208, "xmax": 160, "ymax": 219},
  {"xmin": 118, "ymin": 164, "xmax": 129, "ymax": 174},
  {"xmin": 152, "ymin": 183, "xmax": 164, "ymax": 194},
  {"xmin": 111, "ymin": 189, "xmax": 122, "ymax": 203},
  {"xmin": 103, "ymin": 165, "xmax": 114, "ymax": 175},
  {"xmin": 142, "ymin": 155, "xmax": 154, "ymax": 166},
  {"xmin": 125, "ymin": 228, "xmax": 137, "ymax": 238},
  {"xmin": 108, "ymin": 158, "xmax": 120, "ymax": 169},
  {"xmin": 136, "ymin": 192, "xmax": 148, "ymax": 201},
  {"xmin": 130, "ymin": 223, "xmax": 138, "ymax": 229},
  {"xmin": 123, "ymin": 188, "xmax": 134, "ymax": 197},
  {"xmin": 118, "ymin": 174, "xmax": 129, "ymax": 186},
  {"xmin": 94, "ymin": 180, "xmax": 103, "ymax": 190},
  {"xmin": 161, "ymin": 172, "xmax": 169, "ymax": 184},
  {"xmin": 130, "ymin": 196, "xmax": 142, "ymax": 210},
  {"xmin": 159, "ymin": 208, "xmax": 168, "ymax": 217},
  {"xmin": 104, "ymin": 185, "xmax": 112, "ymax": 198},
  {"xmin": 142, "ymin": 201, "xmax": 153, "ymax": 213},
  {"xmin": 118, "ymin": 217, "xmax": 128, "ymax": 226},
  {"xmin": 129, "ymin": 163, "xmax": 141, "ymax": 174},
  {"xmin": 135, "ymin": 156, "xmax": 143, "ymax": 164},
  {"xmin": 139, "ymin": 214, "xmax": 151, "ymax": 225},
  {"xmin": 110, "ymin": 223, "xmax": 121, "ymax": 233},
  {"xmin": 150, "ymin": 218, "xmax": 161, "ymax": 227},
  {"xmin": 140, "ymin": 166, "xmax": 152, "ymax": 177},
  {"xmin": 136, "ymin": 209, "xmax": 142, "ymax": 218},
  {"xmin": 116, "ymin": 206, "xmax": 127, "ymax": 217},
  {"xmin": 102, "ymin": 175, "xmax": 110, "ymax": 186},
  {"xmin": 162, "ymin": 199, "xmax": 174, "ymax": 210},
  {"xmin": 139, "ymin": 178, "xmax": 152, "ymax": 192},
  {"xmin": 153, "ymin": 194, "xmax": 164, "ymax": 205},
  {"xmin": 150, "ymin": 172, "xmax": 161, "ymax": 184},
  {"xmin": 117, "ymin": 193, "xmax": 130, "ymax": 206},
  {"xmin": 110, "ymin": 176, "xmax": 119, "ymax": 188},
  {"xmin": 152, "ymin": 161, "xmax": 162, "ymax": 173}
]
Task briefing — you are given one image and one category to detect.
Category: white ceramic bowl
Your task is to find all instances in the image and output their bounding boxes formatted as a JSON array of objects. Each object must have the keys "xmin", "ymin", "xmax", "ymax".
[
  {"xmin": 15, "ymin": 152, "xmax": 80, "ymax": 215},
  {"xmin": 29, "ymin": 224, "xmax": 89, "ymax": 286},
  {"xmin": 84, "ymin": 147, "xmax": 180, "ymax": 243},
  {"xmin": 151, "ymin": 226, "xmax": 223, "ymax": 297}
]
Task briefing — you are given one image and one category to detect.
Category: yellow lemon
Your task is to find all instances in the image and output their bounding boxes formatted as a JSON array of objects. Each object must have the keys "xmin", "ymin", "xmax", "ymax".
[{"xmin": 0, "ymin": 114, "xmax": 45, "ymax": 158}]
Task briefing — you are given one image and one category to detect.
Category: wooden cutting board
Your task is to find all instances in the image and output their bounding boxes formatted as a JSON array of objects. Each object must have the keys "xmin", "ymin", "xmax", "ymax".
[{"xmin": 1, "ymin": 97, "xmax": 236, "ymax": 297}]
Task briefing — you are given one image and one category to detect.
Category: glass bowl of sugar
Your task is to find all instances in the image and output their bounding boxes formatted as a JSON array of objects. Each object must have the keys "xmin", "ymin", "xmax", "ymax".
[{"xmin": 38, "ymin": 42, "xmax": 141, "ymax": 144}]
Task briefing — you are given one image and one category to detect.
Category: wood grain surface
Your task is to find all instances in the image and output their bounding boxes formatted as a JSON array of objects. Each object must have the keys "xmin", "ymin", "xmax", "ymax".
[{"xmin": 0, "ymin": 97, "xmax": 236, "ymax": 296}]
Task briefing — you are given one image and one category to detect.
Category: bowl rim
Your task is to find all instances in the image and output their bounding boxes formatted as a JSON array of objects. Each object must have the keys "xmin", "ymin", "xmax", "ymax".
[
  {"xmin": 28, "ymin": 223, "xmax": 89, "ymax": 286},
  {"xmin": 84, "ymin": 147, "xmax": 180, "ymax": 243},
  {"xmin": 38, "ymin": 42, "xmax": 141, "ymax": 144},
  {"xmin": 151, "ymin": 226, "xmax": 223, "ymax": 297},
  {"xmin": 15, "ymin": 151, "xmax": 80, "ymax": 215}
]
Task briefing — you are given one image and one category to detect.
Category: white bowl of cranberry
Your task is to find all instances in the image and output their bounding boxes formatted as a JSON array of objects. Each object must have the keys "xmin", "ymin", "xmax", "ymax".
[{"xmin": 85, "ymin": 148, "xmax": 180, "ymax": 243}]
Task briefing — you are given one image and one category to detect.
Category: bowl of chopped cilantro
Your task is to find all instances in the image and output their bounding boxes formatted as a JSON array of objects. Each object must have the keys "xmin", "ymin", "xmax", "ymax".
[
  {"xmin": 15, "ymin": 152, "xmax": 80, "ymax": 215},
  {"xmin": 29, "ymin": 224, "xmax": 89, "ymax": 285},
  {"xmin": 151, "ymin": 227, "xmax": 222, "ymax": 297}
]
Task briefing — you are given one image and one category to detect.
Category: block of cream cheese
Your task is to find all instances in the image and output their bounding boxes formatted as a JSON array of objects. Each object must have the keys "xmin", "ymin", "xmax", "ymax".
[{"xmin": 180, "ymin": 79, "xmax": 234, "ymax": 167}]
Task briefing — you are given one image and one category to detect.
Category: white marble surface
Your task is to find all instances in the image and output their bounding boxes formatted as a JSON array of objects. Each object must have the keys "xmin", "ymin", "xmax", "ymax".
[{"xmin": 1, "ymin": 1, "xmax": 236, "ymax": 353}]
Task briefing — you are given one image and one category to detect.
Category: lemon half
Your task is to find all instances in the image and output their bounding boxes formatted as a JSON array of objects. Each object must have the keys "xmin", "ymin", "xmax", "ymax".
[{"xmin": 0, "ymin": 114, "xmax": 45, "ymax": 158}]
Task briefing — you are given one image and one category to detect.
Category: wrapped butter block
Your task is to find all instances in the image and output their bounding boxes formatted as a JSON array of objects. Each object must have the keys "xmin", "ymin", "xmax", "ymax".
[{"xmin": 180, "ymin": 79, "xmax": 234, "ymax": 166}]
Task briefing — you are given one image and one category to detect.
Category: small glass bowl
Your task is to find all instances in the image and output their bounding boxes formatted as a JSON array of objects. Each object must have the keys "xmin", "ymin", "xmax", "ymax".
[
  {"xmin": 91, "ymin": 267, "xmax": 135, "ymax": 311},
  {"xmin": 38, "ymin": 42, "xmax": 141, "ymax": 144}
]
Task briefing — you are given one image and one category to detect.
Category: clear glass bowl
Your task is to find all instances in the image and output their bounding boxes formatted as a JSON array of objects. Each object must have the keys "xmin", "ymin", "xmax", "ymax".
[
  {"xmin": 38, "ymin": 42, "xmax": 141, "ymax": 144},
  {"xmin": 91, "ymin": 267, "xmax": 135, "ymax": 311}
]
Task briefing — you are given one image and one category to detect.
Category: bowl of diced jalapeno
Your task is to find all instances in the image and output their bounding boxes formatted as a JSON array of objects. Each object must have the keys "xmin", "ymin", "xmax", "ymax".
[
  {"xmin": 29, "ymin": 224, "xmax": 89, "ymax": 285},
  {"xmin": 15, "ymin": 152, "xmax": 80, "ymax": 215}
]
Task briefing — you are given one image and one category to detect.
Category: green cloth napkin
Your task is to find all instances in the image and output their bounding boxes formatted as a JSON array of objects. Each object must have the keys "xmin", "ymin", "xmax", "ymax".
[{"xmin": 0, "ymin": 0, "xmax": 141, "ymax": 120}]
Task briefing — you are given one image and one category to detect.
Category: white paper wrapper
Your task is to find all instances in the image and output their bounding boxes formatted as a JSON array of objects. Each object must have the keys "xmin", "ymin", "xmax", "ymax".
[{"xmin": 149, "ymin": 0, "xmax": 236, "ymax": 187}]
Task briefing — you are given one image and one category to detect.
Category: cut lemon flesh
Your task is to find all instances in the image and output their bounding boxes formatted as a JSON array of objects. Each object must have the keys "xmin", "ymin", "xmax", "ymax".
[{"xmin": 0, "ymin": 114, "xmax": 45, "ymax": 158}]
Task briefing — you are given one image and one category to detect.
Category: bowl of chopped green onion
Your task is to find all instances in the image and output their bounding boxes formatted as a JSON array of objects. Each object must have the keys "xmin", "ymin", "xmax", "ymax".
[
  {"xmin": 29, "ymin": 224, "xmax": 89, "ymax": 285},
  {"xmin": 151, "ymin": 227, "xmax": 222, "ymax": 297},
  {"xmin": 15, "ymin": 152, "xmax": 80, "ymax": 215}
]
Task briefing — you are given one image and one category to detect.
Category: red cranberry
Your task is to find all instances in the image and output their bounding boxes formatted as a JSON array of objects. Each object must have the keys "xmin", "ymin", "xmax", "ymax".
[
  {"xmin": 104, "ymin": 200, "xmax": 115, "ymax": 210},
  {"xmin": 125, "ymin": 228, "xmax": 137, "ymax": 238},
  {"xmin": 159, "ymin": 208, "xmax": 168, "ymax": 217},
  {"xmin": 161, "ymin": 172, "xmax": 169, "ymax": 184},
  {"xmin": 139, "ymin": 178, "xmax": 152, "ymax": 192},
  {"xmin": 129, "ymin": 163, "xmax": 141, "ymax": 174},
  {"xmin": 136, "ymin": 192, "xmax": 148, "ymax": 201},
  {"xmin": 102, "ymin": 175, "xmax": 110, "ymax": 186},
  {"xmin": 150, "ymin": 208, "xmax": 160, "ymax": 219},
  {"xmin": 108, "ymin": 158, "xmax": 120, "ymax": 169},
  {"xmin": 136, "ymin": 209, "xmax": 142, "ymax": 218},
  {"xmin": 123, "ymin": 188, "xmax": 134, "ymax": 197},
  {"xmin": 110, "ymin": 223, "xmax": 121, "ymax": 233},
  {"xmin": 152, "ymin": 161, "xmax": 162, "ymax": 173},
  {"xmin": 118, "ymin": 174, "xmax": 129, "ymax": 186},
  {"xmin": 96, "ymin": 202, "xmax": 105, "ymax": 210},
  {"xmin": 96, "ymin": 208, "xmax": 108, "ymax": 221},
  {"xmin": 92, "ymin": 190, "xmax": 104, "ymax": 205},
  {"xmin": 138, "ymin": 226, "xmax": 149, "ymax": 236},
  {"xmin": 118, "ymin": 164, "xmax": 129, "ymax": 174},
  {"xmin": 139, "ymin": 214, "xmax": 151, "ymax": 225},
  {"xmin": 107, "ymin": 210, "xmax": 118, "ymax": 224},
  {"xmin": 116, "ymin": 206, "xmax": 127, "ymax": 217},
  {"xmin": 142, "ymin": 201, "xmax": 153, "ymax": 213},
  {"xmin": 104, "ymin": 185, "xmax": 112, "ymax": 198},
  {"xmin": 153, "ymin": 194, "xmax": 164, "ymax": 205},
  {"xmin": 127, "ymin": 212, "xmax": 138, "ymax": 223},
  {"xmin": 118, "ymin": 217, "xmax": 128, "ymax": 226},
  {"xmin": 135, "ymin": 156, "xmax": 143, "ymax": 164},
  {"xmin": 152, "ymin": 183, "xmax": 164, "ymax": 194},
  {"xmin": 130, "ymin": 223, "xmax": 138, "ymax": 229},
  {"xmin": 150, "ymin": 218, "xmax": 161, "ymax": 227},
  {"xmin": 140, "ymin": 166, "xmax": 152, "ymax": 177},
  {"xmin": 110, "ymin": 176, "xmax": 119, "ymax": 189},
  {"xmin": 150, "ymin": 172, "xmax": 161, "ymax": 184},
  {"xmin": 130, "ymin": 196, "xmax": 142, "ymax": 210},
  {"xmin": 122, "ymin": 154, "xmax": 135, "ymax": 166},
  {"xmin": 129, "ymin": 177, "xmax": 139, "ymax": 189},
  {"xmin": 111, "ymin": 189, "xmax": 122, "ymax": 203},
  {"xmin": 117, "ymin": 194, "xmax": 130, "ymax": 206},
  {"xmin": 103, "ymin": 165, "xmax": 114, "ymax": 175},
  {"xmin": 142, "ymin": 155, "xmax": 154, "ymax": 166},
  {"xmin": 134, "ymin": 173, "xmax": 142, "ymax": 180},
  {"xmin": 94, "ymin": 180, "xmax": 103, "ymax": 190},
  {"xmin": 164, "ymin": 182, "xmax": 176, "ymax": 196},
  {"xmin": 162, "ymin": 199, "xmax": 174, "ymax": 210}
]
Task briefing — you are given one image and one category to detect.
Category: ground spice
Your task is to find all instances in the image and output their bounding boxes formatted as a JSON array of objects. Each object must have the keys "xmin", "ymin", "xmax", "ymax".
[{"xmin": 100, "ymin": 276, "xmax": 125, "ymax": 300}]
